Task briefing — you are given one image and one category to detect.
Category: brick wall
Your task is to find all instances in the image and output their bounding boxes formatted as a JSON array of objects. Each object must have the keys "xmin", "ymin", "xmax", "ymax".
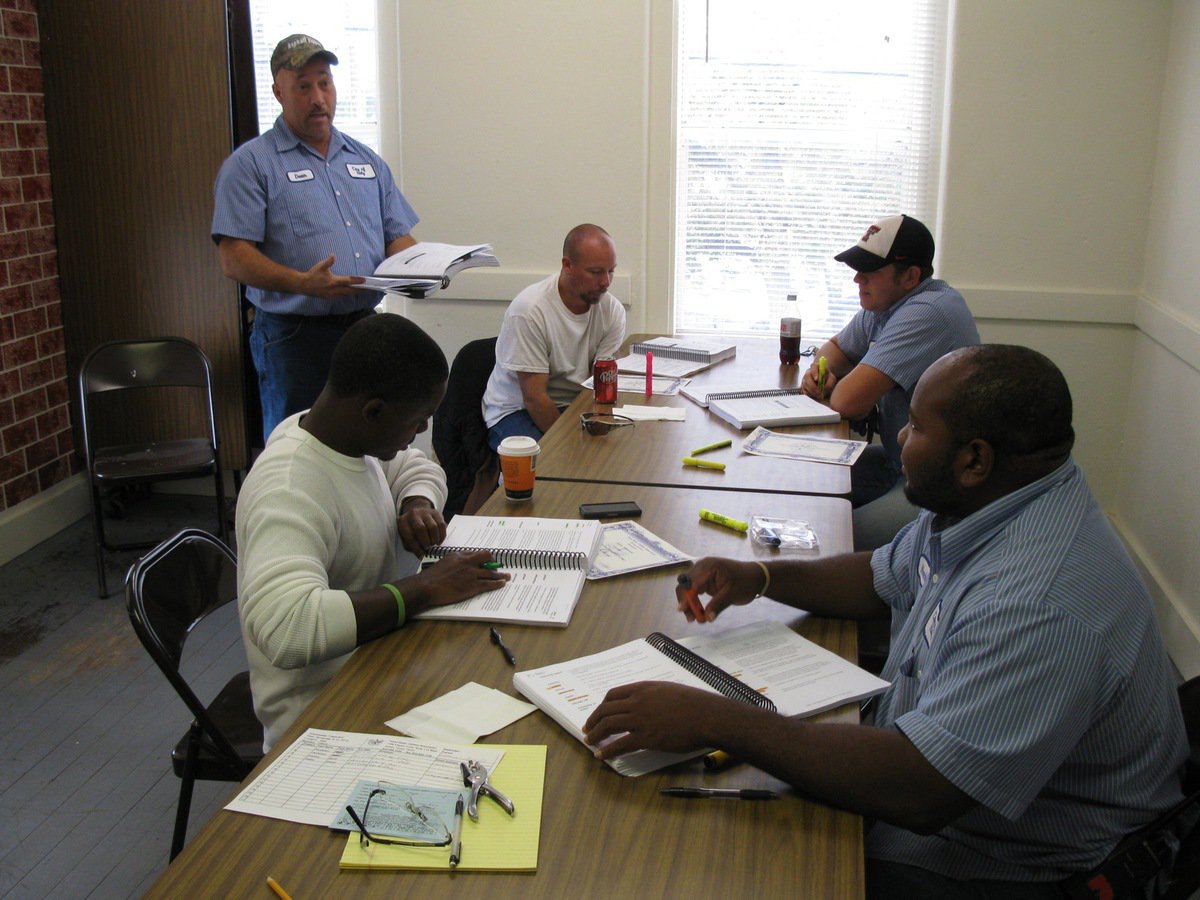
[{"xmin": 0, "ymin": 0, "xmax": 72, "ymax": 512}]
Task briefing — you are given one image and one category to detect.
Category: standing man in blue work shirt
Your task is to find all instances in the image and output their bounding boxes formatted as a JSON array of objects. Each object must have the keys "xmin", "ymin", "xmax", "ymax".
[
  {"xmin": 212, "ymin": 34, "xmax": 420, "ymax": 441},
  {"xmin": 801, "ymin": 214, "xmax": 979, "ymax": 551}
]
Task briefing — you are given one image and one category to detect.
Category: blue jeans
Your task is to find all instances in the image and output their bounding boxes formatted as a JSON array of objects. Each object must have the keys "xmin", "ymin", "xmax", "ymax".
[
  {"xmin": 487, "ymin": 410, "xmax": 546, "ymax": 451},
  {"xmin": 250, "ymin": 308, "xmax": 373, "ymax": 441},
  {"xmin": 850, "ymin": 443, "xmax": 901, "ymax": 507}
]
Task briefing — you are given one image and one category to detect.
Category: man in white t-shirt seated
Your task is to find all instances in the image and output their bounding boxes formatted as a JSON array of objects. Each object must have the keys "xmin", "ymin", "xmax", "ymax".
[{"xmin": 482, "ymin": 224, "xmax": 626, "ymax": 448}]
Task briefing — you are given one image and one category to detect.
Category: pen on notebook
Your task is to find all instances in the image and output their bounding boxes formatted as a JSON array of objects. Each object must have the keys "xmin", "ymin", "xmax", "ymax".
[
  {"xmin": 660, "ymin": 787, "xmax": 778, "ymax": 800},
  {"xmin": 682, "ymin": 456, "xmax": 726, "ymax": 471},
  {"xmin": 699, "ymin": 508, "xmax": 748, "ymax": 532},
  {"xmin": 266, "ymin": 877, "xmax": 293, "ymax": 900},
  {"xmin": 490, "ymin": 627, "xmax": 516, "ymax": 666},
  {"xmin": 676, "ymin": 573, "xmax": 706, "ymax": 620},
  {"xmin": 449, "ymin": 794, "xmax": 464, "ymax": 868},
  {"xmin": 645, "ymin": 351, "xmax": 654, "ymax": 399},
  {"xmin": 690, "ymin": 438, "xmax": 732, "ymax": 456}
]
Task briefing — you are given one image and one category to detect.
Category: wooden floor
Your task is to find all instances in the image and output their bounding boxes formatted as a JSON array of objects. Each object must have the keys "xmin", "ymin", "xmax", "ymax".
[{"xmin": 0, "ymin": 492, "xmax": 244, "ymax": 899}]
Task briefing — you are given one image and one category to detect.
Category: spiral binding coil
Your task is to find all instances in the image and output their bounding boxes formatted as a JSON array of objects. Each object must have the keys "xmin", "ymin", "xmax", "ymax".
[
  {"xmin": 707, "ymin": 387, "xmax": 803, "ymax": 402},
  {"xmin": 645, "ymin": 632, "xmax": 778, "ymax": 712},
  {"xmin": 425, "ymin": 545, "xmax": 586, "ymax": 570}
]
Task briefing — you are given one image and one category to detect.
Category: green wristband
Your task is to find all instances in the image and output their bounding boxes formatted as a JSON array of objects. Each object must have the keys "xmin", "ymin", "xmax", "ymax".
[{"xmin": 380, "ymin": 582, "xmax": 405, "ymax": 627}]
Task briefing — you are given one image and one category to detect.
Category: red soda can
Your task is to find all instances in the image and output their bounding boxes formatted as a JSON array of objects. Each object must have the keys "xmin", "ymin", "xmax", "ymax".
[{"xmin": 593, "ymin": 356, "xmax": 618, "ymax": 404}]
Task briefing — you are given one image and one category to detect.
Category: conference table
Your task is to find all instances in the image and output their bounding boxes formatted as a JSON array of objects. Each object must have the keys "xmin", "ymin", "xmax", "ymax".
[
  {"xmin": 146, "ymin": 338, "xmax": 866, "ymax": 899},
  {"xmin": 535, "ymin": 336, "xmax": 852, "ymax": 496}
]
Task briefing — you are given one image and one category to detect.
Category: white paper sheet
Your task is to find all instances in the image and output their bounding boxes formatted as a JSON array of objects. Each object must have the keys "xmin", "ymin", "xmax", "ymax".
[{"xmin": 386, "ymin": 682, "xmax": 536, "ymax": 743}]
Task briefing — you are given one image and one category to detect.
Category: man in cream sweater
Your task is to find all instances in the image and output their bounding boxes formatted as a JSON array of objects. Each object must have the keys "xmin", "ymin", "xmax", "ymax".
[{"xmin": 236, "ymin": 313, "xmax": 509, "ymax": 750}]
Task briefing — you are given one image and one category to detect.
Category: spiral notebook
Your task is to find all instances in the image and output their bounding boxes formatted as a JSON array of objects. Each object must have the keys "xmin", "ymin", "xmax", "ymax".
[
  {"xmin": 629, "ymin": 336, "xmax": 737, "ymax": 364},
  {"xmin": 416, "ymin": 516, "xmax": 603, "ymax": 627},
  {"xmin": 513, "ymin": 620, "xmax": 888, "ymax": 776}
]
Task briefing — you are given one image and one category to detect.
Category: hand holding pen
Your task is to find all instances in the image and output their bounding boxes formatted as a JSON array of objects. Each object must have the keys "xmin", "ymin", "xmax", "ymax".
[{"xmin": 674, "ymin": 558, "xmax": 767, "ymax": 622}]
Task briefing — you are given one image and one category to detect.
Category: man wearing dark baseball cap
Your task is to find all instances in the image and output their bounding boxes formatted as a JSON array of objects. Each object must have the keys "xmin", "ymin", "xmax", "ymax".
[
  {"xmin": 212, "ymin": 34, "xmax": 420, "ymax": 442},
  {"xmin": 801, "ymin": 214, "xmax": 979, "ymax": 551},
  {"xmin": 269, "ymin": 33, "xmax": 339, "ymax": 77}
]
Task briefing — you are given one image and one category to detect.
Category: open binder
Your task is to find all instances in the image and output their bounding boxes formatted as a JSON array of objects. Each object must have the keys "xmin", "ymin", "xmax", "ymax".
[
  {"xmin": 513, "ymin": 620, "xmax": 888, "ymax": 776},
  {"xmin": 416, "ymin": 516, "xmax": 602, "ymax": 627}
]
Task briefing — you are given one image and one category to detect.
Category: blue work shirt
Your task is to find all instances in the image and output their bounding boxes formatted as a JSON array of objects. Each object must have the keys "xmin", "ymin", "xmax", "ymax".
[
  {"xmin": 835, "ymin": 278, "xmax": 979, "ymax": 475},
  {"xmin": 211, "ymin": 116, "xmax": 418, "ymax": 316},
  {"xmin": 867, "ymin": 460, "xmax": 1187, "ymax": 881}
]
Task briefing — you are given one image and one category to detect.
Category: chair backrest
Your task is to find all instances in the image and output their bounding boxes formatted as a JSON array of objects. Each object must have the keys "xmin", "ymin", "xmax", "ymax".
[
  {"xmin": 433, "ymin": 337, "xmax": 498, "ymax": 519},
  {"xmin": 81, "ymin": 337, "xmax": 213, "ymax": 394},
  {"xmin": 126, "ymin": 528, "xmax": 246, "ymax": 767},
  {"xmin": 78, "ymin": 337, "xmax": 219, "ymax": 464}
]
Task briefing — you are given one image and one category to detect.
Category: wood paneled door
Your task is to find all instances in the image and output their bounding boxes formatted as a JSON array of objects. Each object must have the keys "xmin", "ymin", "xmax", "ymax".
[{"xmin": 39, "ymin": 0, "xmax": 251, "ymax": 470}]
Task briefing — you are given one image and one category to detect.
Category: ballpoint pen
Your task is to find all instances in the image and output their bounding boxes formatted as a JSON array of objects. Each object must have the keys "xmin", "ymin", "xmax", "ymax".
[
  {"xmin": 490, "ymin": 627, "xmax": 516, "ymax": 666},
  {"xmin": 660, "ymin": 787, "xmax": 778, "ymax": 800},
  {"xmin": 449, "ymin": 795, "xmax": 464, "ymax": 868}
]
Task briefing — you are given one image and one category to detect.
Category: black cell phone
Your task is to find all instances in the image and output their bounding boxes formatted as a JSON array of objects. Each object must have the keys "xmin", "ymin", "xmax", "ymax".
[{"xmin": 579, "ymin": 501, "xmax": 642, "ymax": 520}]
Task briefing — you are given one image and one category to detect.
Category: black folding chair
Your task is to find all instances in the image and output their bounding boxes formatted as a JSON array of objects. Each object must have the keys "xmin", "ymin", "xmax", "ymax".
[
  {"xmin": 79, "ymin": 337, "xmax": 228, "ymax": 596},
  {"xmin": 125, "ymin": 528, "xmax": 262, "ymax": 860}
]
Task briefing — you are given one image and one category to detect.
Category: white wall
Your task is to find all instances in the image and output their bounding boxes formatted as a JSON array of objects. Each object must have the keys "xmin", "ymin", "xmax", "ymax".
[{"xmin": 1117, "ymin": 0, "xmax": 1200, "ymax": 677}]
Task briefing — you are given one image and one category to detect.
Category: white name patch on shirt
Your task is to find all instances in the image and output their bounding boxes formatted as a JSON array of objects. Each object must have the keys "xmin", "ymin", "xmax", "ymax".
[
  {"xmin": 346, "ymin": 163, "xmax": 376, "ymax": 179},
  {"xmin": 287, "ymin": 169, "xmax": 314, "ymax": 182},
  {"xmin": 924, "ymin": 602, "xmax": 941, "ymax": 646}
]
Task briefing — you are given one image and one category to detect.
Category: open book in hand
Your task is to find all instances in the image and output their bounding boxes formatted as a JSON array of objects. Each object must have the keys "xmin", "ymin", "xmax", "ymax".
[
  {"xmin": 417, "ymin": 516, "xmax": 603, "ymax": 627},
  {"xmin": 359, "ymin": 242, "xmax": 499, "ymax": 298},
  {"xmin": 513, "ymin": 620, "xmax": 889, "ymax": 776}
]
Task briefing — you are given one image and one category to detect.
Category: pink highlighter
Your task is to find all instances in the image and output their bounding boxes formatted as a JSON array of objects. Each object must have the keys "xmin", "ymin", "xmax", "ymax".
[{"xmin": 645, "ymin": 351, "xmax": 653, "ymax": 399}]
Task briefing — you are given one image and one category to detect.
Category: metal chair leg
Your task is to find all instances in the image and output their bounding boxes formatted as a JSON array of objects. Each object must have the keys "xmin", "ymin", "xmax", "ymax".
[{"xmin": 170, "ymin": 726, "xmax": 202, "ymax": 861}]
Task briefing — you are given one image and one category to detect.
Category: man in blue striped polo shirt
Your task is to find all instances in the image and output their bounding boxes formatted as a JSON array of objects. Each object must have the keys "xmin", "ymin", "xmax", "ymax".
[
  {"xmin": 212, "ymin": 34, "xmax": 420, "ymax": 441},
  {"xmin": 585, "ymin": 345, "xmax": 1187, "ymax": 897},
  {"xmin": 801, "ymin": 214, "xmax": 980, "ymax": 551}
]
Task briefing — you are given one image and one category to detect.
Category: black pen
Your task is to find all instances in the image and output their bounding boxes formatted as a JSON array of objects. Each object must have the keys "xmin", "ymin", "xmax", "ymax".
[
  {"xmin": 660, "ymin": 787, "xmax": 778, "ymax": 800},
  {"xmin": 489, "ymin": 627, "xmax": 516, "ymax": 666}
]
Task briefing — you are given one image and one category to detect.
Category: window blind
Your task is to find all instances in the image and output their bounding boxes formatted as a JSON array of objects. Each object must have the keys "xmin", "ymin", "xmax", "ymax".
[
  {"xmin": 248, "ymin": 0, "xmax": 381, "ymax": 152},
  {"xmin": 674, "ymin": 0, "xmax": 948, "ymax": 338}
]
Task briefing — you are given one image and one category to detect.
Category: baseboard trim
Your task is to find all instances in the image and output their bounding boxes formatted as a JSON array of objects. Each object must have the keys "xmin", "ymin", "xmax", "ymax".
[{"xmin": 0, "ymin": 474, "xmax": 90, "ymax": 567}]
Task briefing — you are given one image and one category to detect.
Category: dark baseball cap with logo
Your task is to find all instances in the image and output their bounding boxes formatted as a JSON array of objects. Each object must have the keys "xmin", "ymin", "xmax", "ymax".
[
  {"xmin": 270, "ymin": 34, "xmax": 339, "ymax": 78},
  {"xmin": 834, "ymin": 214, "xmax": 934, "ymax": 273}
]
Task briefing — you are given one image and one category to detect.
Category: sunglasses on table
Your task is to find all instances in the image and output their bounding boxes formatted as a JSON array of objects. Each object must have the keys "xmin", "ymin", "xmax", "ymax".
[{"xmin": 579, "ymin": 412, "xmax": 636, "ymax": 436}]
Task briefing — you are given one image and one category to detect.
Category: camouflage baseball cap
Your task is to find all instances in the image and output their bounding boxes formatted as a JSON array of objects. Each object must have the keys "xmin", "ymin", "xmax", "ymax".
[{"xmin": 270, "ymin": 34, "xmax": 339, "ymax": 78}]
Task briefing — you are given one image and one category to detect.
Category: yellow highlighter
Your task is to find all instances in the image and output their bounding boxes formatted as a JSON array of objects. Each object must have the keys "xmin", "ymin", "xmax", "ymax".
[
  {"xmin": 817, "ymin": 355, "xmax": 828, "ymax": 398},
  {"xmin": 683, "ymin": 456, "xmax": 726, "ymax": 471},
  {"xmin": 699, "ymin": 508, "xmax": 748, "ymax": 532},
  {"xmin": 690, "ymin": 438, "xmax": 732, "ymax": 456}
]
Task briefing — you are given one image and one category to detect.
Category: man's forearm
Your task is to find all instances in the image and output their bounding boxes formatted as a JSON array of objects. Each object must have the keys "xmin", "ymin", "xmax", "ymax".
[
  {"xmin": 705, "ymin": 699, "xmax": 974, "ymax": 834},
  {"xmin": 765, "ymin": 553, "xmax": 889, "ymax": 620},
  {"xmin": 523, "ymin": 392, "xmax": 561, "ymax": 433},
  {"xmin": 218, "ymin": 237, "xmax": 302, "ymax": 294}
]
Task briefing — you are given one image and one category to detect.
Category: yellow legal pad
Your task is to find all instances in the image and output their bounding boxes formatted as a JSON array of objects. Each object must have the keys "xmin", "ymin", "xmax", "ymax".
[{"xmin": 339, "ymin": 744, "xmax": 546, "ymax": 872}]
